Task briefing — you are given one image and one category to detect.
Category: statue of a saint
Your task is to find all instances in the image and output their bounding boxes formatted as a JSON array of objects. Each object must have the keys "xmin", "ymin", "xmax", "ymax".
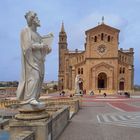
[
  {"xmin": 16, "ymin": 11, "xmax": 53, "ymax": 106},
  {"xmin": 75, "ymin": 75, "xmax": 80, "ymax": 95}
]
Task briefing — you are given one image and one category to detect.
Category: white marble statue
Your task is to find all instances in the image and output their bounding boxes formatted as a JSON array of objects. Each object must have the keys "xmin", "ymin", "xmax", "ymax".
[
  {"xmin": 75, "ymin": 75, "xmax": 80, "ymax": 94},
  {"xmin": 16, "ymin": 11, "xmax": 53, "ymax": 106}
]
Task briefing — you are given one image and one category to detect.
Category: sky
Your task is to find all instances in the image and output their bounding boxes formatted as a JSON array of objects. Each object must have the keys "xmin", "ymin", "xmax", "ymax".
[{"xmin": 0, "ymin": 0, "xmax": 140, "ymax": 85}]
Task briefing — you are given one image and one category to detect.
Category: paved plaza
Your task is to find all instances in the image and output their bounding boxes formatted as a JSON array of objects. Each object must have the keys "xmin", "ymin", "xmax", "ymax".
[
  {"xmin": 57, "ymin": 95, "xmax": 140, "ymax": 140},
  {"xmin": 1, "ymin": 94, "xmax": 140, "ymax": 140}
]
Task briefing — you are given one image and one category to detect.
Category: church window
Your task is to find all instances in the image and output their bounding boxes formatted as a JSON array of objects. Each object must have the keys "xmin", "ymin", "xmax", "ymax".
[
  {"xmin": 82, "ymin": 56, "xmax": 84, "ymax": 61},
  {"xmin": 81, "ymin": 68, "xmax": 83, "ymax": 74},
  {"xmin": 108, "ymin": 36, "xmax": 110, "ymax": 42},
  {"xmin": 79, "ymin": 56, "xmax": 81, "ymax": 62},
  {"xmin": 61, "ymin": 45, "xmax": 65, "ymax": 49},
  {"xmin": 78, "ymin": 68, "xmax": 80, "ymax": 74},
  {"xmin": 125, "ymin": 57, "xmax": 127, "ymax": 62},
  {"xmin": 123, "ymin": 68, "xmax": 125, "ymax": 73},
  {"xmin": 94, "ymin": 36, "xmax": 97, "ymax": 42},
  {"xmin": 101, "ymin": 33, "xmax": 104, "ymax": 40},
  {"xmin": 119, "ymin": 55, "xmax": 121, "ymax": 60},
  {"xmin": 120, "ymin": 67, "xmax": 122, "ymax": 74},
  {"xmin": 122, "ymin": 56, "xmax": 124, "ymax": 62}
]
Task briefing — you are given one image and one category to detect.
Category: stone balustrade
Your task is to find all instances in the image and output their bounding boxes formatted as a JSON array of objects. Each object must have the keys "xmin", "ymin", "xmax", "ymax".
[
  {"xmin": 0, "ymin": 100, "xmax": 19, "ymax": 108},
  {"xmin": 42, "ymin": 98, "xmax": 80, "ymax": 114}
]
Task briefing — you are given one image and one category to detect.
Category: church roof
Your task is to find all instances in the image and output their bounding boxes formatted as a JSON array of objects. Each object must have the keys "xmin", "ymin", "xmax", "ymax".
[{"xmin": 85, "ymin": 23, "xmax": 120, "ymax": 34}]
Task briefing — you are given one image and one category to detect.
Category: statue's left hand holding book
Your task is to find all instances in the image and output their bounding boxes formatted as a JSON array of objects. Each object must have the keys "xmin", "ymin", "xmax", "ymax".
[{"xmin": 42, "ymin": 33, "xmax": 54, "ymax": 55}]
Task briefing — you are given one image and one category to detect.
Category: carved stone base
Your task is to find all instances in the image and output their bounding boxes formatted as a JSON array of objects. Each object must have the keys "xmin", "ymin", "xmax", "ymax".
[
  {"xmin": 15, "ymin": 103, "xmax": 49, "ymax": 120},
  {"xmin": 19, "ymin": 102, "xmax": 46, "ymax": 111},
  {"xmin": 15, "ymin": 109, "xmax": 49, "ymax": 120}
]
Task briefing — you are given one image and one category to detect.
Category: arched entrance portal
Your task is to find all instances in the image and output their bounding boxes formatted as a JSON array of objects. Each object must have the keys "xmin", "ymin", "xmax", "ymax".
[
  {"xmin": 98, "ymin": 72, "xmax": 107, "ymax": 89},
  {"xmin": 119, "ymin": 78, "xmax": 125, "ymax": 91},
  {"xmin": 119, "ymin": 81, "xmax": 124, "ymax": 90},
  {"xmin": 79, "ymin": 82, "xmax": 83, "ymax": 90}
]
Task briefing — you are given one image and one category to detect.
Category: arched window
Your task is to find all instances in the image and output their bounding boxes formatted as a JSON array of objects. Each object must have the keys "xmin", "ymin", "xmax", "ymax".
[
  {"xmin": 81, "ymin": 68, "xmax": 83, "ymax": 74},
  {"xmin": 101, "ymin": 33, "xmax": 104, "ymax": 40},
  {"xmin": 122, "ymin": 56, "xmax": 124, "ymax": 61},
  {"xmin": 79, "ymin": 56, "xmax": 81, "ymax": 62},
  {"xmin": 94, "ymin": 36, "xmax": 97, "ymax": 42},
  {"xmin": 78, "ymin": 68, "xmax": 80, "ymax": 74},
  {"xmin": 98, "ymin": 72, "xmax": 107, "ymax": 89},
  {"xmin": 108, "ymin": 36, "xmax": 110, "ymax": 42},
  {"xmin": 119, "ymin": 55, "xmax": 121, "ymax": 60},
  {"xmin": 82, "ymin": 56, "xmax": 84, "ymax": 61},
  {"xmin": 123, "ymin": 68, "xmax": 125, "ymax": 73},
  {"xmin": 125, "ymin": 57, "xmax": 127, "ymax": 62},
  {"xmin": 120, "ymin": 67, "xmax": 122, "ymax": 74}
]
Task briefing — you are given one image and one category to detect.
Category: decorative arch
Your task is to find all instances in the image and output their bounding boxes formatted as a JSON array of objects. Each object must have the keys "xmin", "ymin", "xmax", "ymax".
[
  {"xmin": 94, "ymin": 36, "xmax": 97, "ymax": 42},
  {"xmin": 91, "ymin": 62, "xmax": 114, "ymax": 90},
  {"xmin": 119, "ymin": 78, "xmax": 125, "ymax": 90},
  {"xmin": 78, "ymin": 68, "xmax": 80, "ymax": 74},
  {"xmin": 98, "ymin": 72, "xmax": 107, "ymax": 89},
  {"xmin": 81, "ymin": 68, "xmax": 83, "ymax": 74},
  {"xmin": 108, "ymin": 35, "xmax": 110, "ymax": 42}
]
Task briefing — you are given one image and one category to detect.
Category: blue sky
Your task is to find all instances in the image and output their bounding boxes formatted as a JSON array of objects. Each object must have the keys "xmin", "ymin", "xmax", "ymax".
[{"xmin": 0, "ymin": 0, "xmax": 140, "ymax": 85}]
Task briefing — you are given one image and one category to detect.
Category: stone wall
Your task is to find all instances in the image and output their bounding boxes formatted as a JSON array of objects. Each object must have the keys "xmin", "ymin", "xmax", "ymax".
[
  {"xmin": 43, "ymin": 98, "xmax": 80, "ymax": 115},
  {"xmin": 13, "ymin": 131, "xmax": 35, "ymax": 140},
  {"xmin": 51, "ymin": 106, "xmax": 69, "ymax": 140}
]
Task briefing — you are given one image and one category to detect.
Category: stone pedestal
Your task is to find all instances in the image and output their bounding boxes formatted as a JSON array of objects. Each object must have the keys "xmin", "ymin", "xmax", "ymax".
[
  {"xmin": 15, "ymin": 108, "xmax": 49, "ymax": 120},
  {"xmin": 10, "ymin": 104, "xmax": 51, "ymax": 140},
  {"xmin": 10, "ymin": 118, "xmax": 51, "ymax": 140},
  {"xmin": 10, "ymin": 115, "xmax": 51, "ymax": 140}
]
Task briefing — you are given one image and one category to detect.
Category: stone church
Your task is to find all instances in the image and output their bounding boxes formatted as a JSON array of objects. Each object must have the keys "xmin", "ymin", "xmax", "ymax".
[{"xmin": 58, "ymin": 21, "xmax": 134, "ymax": 94}]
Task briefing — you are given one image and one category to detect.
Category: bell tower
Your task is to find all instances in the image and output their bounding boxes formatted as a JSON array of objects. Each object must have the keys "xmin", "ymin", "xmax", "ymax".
[{"xmin": 58, "ymin": 22, "xmax": 68, "ymax": 90}]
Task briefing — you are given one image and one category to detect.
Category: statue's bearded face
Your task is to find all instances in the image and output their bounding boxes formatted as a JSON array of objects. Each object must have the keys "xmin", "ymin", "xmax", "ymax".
[
  {"xmin": 32, "ymin": 15, "xmax": 40, "ymax": 27},
  {"xmin": 25, "ymin": 11, "xmax": 41, "ymax": 27}
]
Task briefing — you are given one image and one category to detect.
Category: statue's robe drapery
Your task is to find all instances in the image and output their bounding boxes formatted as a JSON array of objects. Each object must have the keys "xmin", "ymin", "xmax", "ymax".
[
  {"xmin": 75, "ymin": 75, "xmax": 80, "ymax": 94},
  {"xmin": 17, "ymin": 27, "xmax": 51, "ymax": 102}
]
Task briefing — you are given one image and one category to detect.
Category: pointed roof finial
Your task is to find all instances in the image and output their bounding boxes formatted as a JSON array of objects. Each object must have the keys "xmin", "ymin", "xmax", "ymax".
[
  {"xmin": 61, "ymin": 21, "xmax": 65, "ymax": 32},
  {"xmin": 102, "ymin": 16, "xmax": 104, "ymax": 24}
]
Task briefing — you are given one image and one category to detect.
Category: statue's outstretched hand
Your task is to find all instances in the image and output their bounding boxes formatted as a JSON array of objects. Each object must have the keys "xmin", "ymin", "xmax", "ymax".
[
  {"xmin": 48, "ymin": 32, "xmax": 54, "ymax": 37},
  {"xmin": 42, "ymin": 45, "xmax": 51, "ymax": 54}
]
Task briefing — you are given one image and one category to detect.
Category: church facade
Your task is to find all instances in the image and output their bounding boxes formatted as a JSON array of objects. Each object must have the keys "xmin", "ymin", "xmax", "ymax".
[{"xmin": 58, "ymin": 22, "xmax": 134, "ymax": 94}]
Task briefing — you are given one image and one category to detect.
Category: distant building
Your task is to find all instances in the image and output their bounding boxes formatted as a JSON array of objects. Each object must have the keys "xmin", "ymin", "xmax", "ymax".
[
  {"xmin": 0, "ymin": 87, "xmax": 17, "ymax": 96},
  {"xmin": 0, "ymin": 81, "xmax": 18, "ymax": 87},
  {"xmin": 58, "ymin": 21, "xmax": 134, "ymax": 94}
]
